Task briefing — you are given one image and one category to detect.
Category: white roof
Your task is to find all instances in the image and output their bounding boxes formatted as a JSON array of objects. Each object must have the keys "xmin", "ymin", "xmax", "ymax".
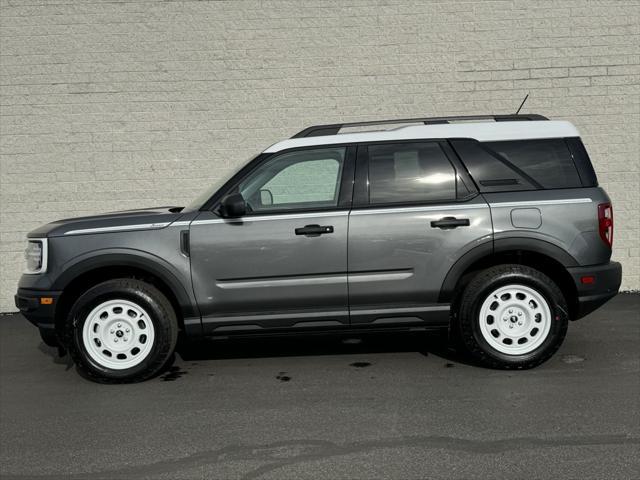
[{"xmin": 264, "ymin": 120, "xmax": 579, "ymax": 153}]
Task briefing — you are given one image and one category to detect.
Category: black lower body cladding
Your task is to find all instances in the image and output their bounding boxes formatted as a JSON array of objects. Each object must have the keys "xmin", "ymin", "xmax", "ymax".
[
  {"xmin": 567, "ymin": 261, "xmax": 622, "ymax": 319},
  {"xmin": 14, "ymin": 289, "xmax": 60, "ymax": 329}
]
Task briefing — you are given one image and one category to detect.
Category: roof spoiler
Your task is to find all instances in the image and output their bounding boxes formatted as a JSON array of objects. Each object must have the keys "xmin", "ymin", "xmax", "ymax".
[{"xmin": 292, "ymin": 114, "xmax": 549, "ymax": 138}]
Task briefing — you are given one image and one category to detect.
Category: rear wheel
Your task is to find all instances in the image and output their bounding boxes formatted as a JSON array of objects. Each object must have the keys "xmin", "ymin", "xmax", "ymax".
[
  {"xmin": 456, "ymin": 264, "xmax": 568, "ymax": 369},
  {"xmin": 65, "ymin": 279, "xmax": 178, "ymax": 383}
]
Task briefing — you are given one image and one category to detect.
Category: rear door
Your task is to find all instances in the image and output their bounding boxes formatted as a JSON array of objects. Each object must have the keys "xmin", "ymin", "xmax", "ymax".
[
  {"xmin": 189, "ymin": 146, "xmax": 355, "ymax": 334},
  {"xmin": 347, "ymin": 141, "xmax": 492, "ymax": 326}
]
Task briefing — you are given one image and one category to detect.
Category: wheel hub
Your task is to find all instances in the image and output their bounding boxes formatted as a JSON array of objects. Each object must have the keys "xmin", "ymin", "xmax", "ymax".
[
  {"xmin": 478, "ymin": 284, "xmax": 551, "ymax": 355},
  {"xmin": 82, "ymin": 299, "xmax": 155, "ymax": 370}
]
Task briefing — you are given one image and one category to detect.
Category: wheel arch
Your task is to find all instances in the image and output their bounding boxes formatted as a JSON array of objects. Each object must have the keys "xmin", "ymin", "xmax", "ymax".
[
  {"xmin": 440, "ymin": 238, "xmax": 579, "ymax": 319},
  {"xmin": 53, "ymin": 252, "xmax": 200, "ymax": 338}
]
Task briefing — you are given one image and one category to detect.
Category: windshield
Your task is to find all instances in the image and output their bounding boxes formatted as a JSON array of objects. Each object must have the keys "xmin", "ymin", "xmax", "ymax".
[{"xmin": 185, "ymin": 155, "xmax": 257, "ymax": 210}]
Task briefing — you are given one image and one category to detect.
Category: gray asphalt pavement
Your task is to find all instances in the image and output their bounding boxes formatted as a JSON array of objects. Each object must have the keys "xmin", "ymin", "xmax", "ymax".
[{"xmin": 1, "ymin": 294, "xmax": 639, "ymax": 479}]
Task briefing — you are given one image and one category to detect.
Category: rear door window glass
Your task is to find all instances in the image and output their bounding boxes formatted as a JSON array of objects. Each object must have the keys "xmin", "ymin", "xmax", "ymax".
[{"xmin": 368, "ymin": 142, "xmax": 457, "ymax": 204}]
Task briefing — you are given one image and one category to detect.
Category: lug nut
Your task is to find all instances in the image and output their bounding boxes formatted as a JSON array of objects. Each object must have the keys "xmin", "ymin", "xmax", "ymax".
[
  {"xmin": 125, "ymin": 328, "xmax": 130, "ymax": 333},
  {"xmin": 518, "ymin": 322, "xmax": 523, "ymax": 326},
  {"xmin": 509, "ymin": 324, "xmax": 513, "ymax": 329},
  {"xmin": 123, "ymin": 337, "xmax": 128, "ymax": 342},
  {"xmin": 117, "ymin": 323, "xmax": 122, "ymax": 328},
  {"xmin": 509, "ymin": 309, "xmax": 513, "ymax": 314},
  {"xmin": 518, "ymin": 312, "xmax": 522, "ymax": 316},
  {"xmin": 110, "ymin": 329, "xmax": 114, "ymax": 334},
  {"xmin": 114, "ymin": 338, "xmax": 118, "ymax": 342}
]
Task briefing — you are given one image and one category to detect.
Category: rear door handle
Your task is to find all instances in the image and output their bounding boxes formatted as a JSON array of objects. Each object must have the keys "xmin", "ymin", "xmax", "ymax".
[
  {"xmin": 430, "ymin": 217, "xmax": 470, "ymax": 229},
  {"xmin": 295, "ymin": 224, "xmax": 334, "ymax": 236}
]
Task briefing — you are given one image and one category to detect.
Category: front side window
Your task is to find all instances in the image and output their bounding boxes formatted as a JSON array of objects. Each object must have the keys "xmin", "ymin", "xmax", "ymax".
[
  {"xmin": 238, "ymin": 147, "xmax": 345, "ymax": 213},
  {"xmin": 368, "ymin": 142, "xmax": 456, "ymax": 204}
]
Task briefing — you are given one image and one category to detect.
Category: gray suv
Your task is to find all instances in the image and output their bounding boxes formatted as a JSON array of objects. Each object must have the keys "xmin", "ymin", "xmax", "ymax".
[{"xmin": 15, "ymin": 114, "xmax": 622, "ymax": 382}]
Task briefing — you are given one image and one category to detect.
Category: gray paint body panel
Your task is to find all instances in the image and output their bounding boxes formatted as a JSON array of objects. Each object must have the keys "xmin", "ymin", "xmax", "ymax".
[
  {"xmin": 485, "ymin": 187, "xmax": 611, "ymax": 266},
  {"xmin": 19, "ymin": 212, "xmax": 200, "ymax": 323},
  {"xmin": 189, "ymin": 210, "xmax": 350, "ymax": 332},
  {"xmin": 347, "ymin": 197, "xmax": 493, "ymax": 323}
]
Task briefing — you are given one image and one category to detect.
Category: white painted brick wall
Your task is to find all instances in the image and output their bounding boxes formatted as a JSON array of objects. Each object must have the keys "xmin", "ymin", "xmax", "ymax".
[{"xmin": 1, "ymin": 0, "xmax": 638, "ymax": 311}]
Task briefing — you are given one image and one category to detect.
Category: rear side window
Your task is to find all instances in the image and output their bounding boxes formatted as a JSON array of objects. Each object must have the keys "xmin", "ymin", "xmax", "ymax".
[
  {"xmin": 367, "ymin": 142, "xmax": 457, "ymax": 204},
  {"xmin": 451, "ymin": 138, "xmax": 583, "ymax": 192},
  {"xmin": 449, "ymin": 139, "xmax": 535, "ymax": 192},
  {"xmin": 484, "ymin": 139, "xmax": 582, "ymax": 189},
  {"xmin": 565, "ymin": 137, "xmax": 598, "ymax": 187}
]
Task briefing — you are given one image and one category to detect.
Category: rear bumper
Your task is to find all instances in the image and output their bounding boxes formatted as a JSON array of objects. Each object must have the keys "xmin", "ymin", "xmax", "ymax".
[
  {"xmin": 14, "ymin": 288, "xmax": 61, "ymax": 330},
  {"xmin": 567, "ymin": 261, "xmax": 622, "ymax": 319}
]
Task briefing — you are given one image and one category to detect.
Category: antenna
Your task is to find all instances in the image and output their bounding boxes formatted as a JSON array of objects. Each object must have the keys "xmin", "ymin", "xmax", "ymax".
[{"xmin": 515, "ymin": 94, "xmax": 529, "ymax": 115}]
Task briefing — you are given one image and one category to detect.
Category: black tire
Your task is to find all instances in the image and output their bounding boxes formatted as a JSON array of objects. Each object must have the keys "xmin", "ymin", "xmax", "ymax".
[
  {"xmin": 456, "ymin": 264, "xmax": 568, "ymax": 369},
  {"xmin": 64, "ymin": 278, "xmax": 179, "ymax": 383}
]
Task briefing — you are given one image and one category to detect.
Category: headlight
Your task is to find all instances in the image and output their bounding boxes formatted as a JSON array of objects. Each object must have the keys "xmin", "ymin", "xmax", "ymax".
[{"xmin": 24, "ymin": 239, "xmax": 47, "ymax": 274}]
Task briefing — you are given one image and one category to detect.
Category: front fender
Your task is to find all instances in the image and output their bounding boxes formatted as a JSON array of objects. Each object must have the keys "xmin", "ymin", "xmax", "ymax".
[{"xmin": 52, "ymin": 248, "xmax": 199, "ymax": 321}]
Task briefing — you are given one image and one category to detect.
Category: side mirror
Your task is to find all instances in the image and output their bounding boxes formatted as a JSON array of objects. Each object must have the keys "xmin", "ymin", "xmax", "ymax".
[
  {"xmin": 218, "ymin": 193, "xmax": 247, "ymax": 218},
  {"xmin": 259, "ymin": 189, "xmax": 273, "ymax": 207}
]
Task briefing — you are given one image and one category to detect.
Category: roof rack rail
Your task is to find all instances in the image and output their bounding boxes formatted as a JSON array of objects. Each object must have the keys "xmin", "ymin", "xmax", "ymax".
[{"xmin": 291, "ymin": 114, "xmax": 549, "ymax": 138}]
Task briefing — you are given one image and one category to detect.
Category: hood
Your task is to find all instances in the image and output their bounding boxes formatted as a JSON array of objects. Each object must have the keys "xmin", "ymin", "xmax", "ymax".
[{"xmin": 28, "ymin": 206, "xmax": 186, "ymax": 238}]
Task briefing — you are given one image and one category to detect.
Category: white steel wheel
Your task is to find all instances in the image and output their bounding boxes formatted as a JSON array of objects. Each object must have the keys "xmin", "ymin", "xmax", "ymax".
[
  {"xmin": 478, "ymin": 284, "xmax": 552, "ymax": 355},
  {"xmin": 82, "ymin": 299, "xmax": 156, "ymax": 370}
]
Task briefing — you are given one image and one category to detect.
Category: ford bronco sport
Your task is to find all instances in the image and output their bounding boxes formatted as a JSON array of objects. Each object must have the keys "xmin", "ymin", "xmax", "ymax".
[{"xmin": 15, "ymin": 114, "xmax": 622, "ymax": 382}]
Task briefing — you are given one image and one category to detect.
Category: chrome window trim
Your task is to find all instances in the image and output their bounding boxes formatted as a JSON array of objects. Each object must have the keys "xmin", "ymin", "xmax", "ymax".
[
  {"xmin": 489, "ymin": 198, "xmax": 592, "ymax": 208},
  {"xmin": 350, "ymin": 203, "xmax": 487, "ymax": 216},
  {"xmin": 192, "ymin": 210, "xmax": 349, "ymax": 226}
]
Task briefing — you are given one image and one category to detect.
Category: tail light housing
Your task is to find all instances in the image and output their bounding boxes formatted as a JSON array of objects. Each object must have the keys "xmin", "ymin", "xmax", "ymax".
[{"xmin": 598, "ymin": 203, "xmax": 613, "ymax": 248}]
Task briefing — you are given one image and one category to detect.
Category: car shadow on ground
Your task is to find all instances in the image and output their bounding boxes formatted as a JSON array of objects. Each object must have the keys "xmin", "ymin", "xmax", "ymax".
[
  {"xmin": 36, "ymin": 330, "xmax": 477, "ymax": 382},
  {"xmin": 174, "ymin": 330, "xmax": 474, "ymax": 367}
]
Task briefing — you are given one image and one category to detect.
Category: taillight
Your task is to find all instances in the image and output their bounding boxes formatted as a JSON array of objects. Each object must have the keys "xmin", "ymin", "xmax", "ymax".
[{"xmin": 598, "ymin": 203, "xmax": 613, "ymax": 248}]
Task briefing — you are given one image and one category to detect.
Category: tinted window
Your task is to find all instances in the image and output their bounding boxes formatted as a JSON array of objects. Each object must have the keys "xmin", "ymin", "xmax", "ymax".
[
  {"xmin": 450, "ymin": 139, "xmax": 535, "ymax": 192},
  {"xmin": 368, "ymin": 142, "xmax": 456, "ymax": 204},
  {"xmin": 239, "ymin": 147, "xmax": 345, "ymax": 212},
  {"xmin": 565, "ymin": 137, "xmax": 598, "ymax": 187},
  {"xmin": 483, "ymin": 139, "xmax": 582, "ymax": 189}
]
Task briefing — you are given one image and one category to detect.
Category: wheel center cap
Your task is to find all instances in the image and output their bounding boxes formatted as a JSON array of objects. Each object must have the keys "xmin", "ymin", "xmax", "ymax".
[
  {"xmin": 116, "ymin": 330, "xmax": 124, "ymax": 338},
  {"xmin": 510, "ymin": 316, "xmax": 518, "ymax": 323}
]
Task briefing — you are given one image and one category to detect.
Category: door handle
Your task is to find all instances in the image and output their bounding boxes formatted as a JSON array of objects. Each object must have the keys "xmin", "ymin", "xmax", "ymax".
[
  {"xmin": 430, "ymin": 217, "xmax": 470, "ymax": 229},
  {"xmin": 295, "ymin": 224, "xmax": 334, "ymax": 236}
]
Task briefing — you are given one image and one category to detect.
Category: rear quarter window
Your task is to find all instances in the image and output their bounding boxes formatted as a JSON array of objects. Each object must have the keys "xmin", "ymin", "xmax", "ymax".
[
  {"xmin": 450, "ymin": 138, "xmax": 584, "ymax": 192},
  {"xmin": 484, "ymin": 139, "xmax": 582, "ymax": 189}
]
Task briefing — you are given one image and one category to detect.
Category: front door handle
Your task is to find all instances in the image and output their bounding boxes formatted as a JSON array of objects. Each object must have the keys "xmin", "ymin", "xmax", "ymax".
[
  {"xmin": 430, "ymin": 217, "xmax": 470, "ymax": 229},
  {"xmin": 295, "ymin": 224, "xmax": 334, "ymax": 236}
]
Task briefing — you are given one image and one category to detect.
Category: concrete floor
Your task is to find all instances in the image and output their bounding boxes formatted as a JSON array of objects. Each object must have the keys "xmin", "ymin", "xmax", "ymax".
[{"xmin": 1, "ymin": 294, "xmax": 639, "ymax": 479}]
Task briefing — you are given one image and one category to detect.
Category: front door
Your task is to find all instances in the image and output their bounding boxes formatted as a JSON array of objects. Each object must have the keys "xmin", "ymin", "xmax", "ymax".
[
  {"xmin": 347, "ymin": 141, "xmax": 493, "ymax": 326},
  {"xmin": 190, "ymin": 146, "xmax": 354, "ymax": 334}
]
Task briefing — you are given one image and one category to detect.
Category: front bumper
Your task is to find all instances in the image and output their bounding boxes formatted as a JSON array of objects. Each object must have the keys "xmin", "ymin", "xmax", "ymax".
[
  {"xmin": 15, "ymin": 288, "xmax": 61, "ymax": 330},
  {"xmin": 567, "ymin": 261, "xmax": 622, "ymax": 319}
]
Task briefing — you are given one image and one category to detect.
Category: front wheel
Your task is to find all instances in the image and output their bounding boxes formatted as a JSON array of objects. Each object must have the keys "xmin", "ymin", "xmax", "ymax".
[
  {"xmin": 65, "ymin": 279, "xmax": 178, "ymax": 383},
  {"xmin": 456, "ymin": 264, "xmax": 568, "ymax": 369}
]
